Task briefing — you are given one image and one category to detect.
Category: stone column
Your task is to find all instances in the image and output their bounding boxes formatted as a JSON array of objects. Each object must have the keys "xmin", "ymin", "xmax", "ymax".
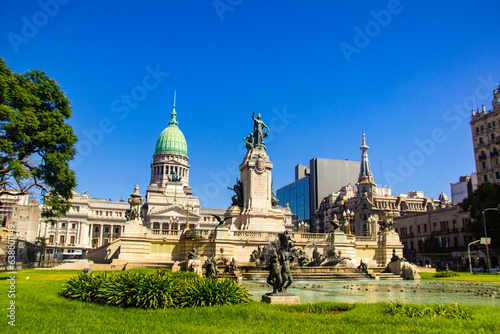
[{"xmin": 99, "ymin": 224, "xmax": 104, "ymax": 247}]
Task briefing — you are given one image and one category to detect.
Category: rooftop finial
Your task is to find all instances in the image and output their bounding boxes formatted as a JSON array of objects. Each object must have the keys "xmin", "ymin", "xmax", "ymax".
[
  {"xmin": 360, "ymin": 131, "xmax": 369, "ymax": 150},
  {"xmin": 169, "ymin": 90, "xmax": 178, "ymax": 125}
]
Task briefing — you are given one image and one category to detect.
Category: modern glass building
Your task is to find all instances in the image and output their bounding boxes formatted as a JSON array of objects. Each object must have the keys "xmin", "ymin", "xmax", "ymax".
[
  {"xmin": 277, "ymin": 159, "xmax": 360, "ymax": 231},
  {"xmin": 277, "ymin": 177, "xmax": 310, "ymax": 224}
]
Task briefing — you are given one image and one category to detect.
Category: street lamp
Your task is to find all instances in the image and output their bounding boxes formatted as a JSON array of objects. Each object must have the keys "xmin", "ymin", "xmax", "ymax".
[
  {"xmin": 468, "ymin": 239, "xmax": 480, "ymax": 273},
  {"xmin": 343, "ymin": 209, "xmax": 354, "ymax": 235},
  {"xmin": 169, "ymin": 215, "xmax": 179, "ymax": 231},
  {"xmin": 298, "ymin": 221, "xmax": 305, "ymax": 233},
  {"xmin": 368, "ymin": 215, "xmax": 376, "ymax": 237},
  {"xmin": 481, "ymin": 205, "xmax": 500, "ymax": 272},
  {"xmin": 182, "ymin": 202, "xmax": 194, "ymax": 230}
]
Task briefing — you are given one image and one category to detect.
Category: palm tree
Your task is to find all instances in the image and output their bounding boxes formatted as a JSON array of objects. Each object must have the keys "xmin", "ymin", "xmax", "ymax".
[{"xmin": 35, "ymin": 236, "xmax": 48, "ymax": 267}]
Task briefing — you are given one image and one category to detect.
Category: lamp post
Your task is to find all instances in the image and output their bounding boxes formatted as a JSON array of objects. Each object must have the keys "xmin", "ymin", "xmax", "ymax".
[
  {"xmin": 481, "ymin": 205, "xmax": 500, "ymax": 272},
  {"xmin": 343, "ymin": 209, "xmax": 354, "ymax": 235},
  {"xmin": 298, "ymin": 221, "xmax": 305, "ymax": 233},
  {"xmin": 182, "ymin": 202, "xmax": 194, "ymax": 231},
  {"xmin": 368, "ymin": 215, "xmax": 376, "ymax": 237},
  {"xmin": 169, "ymin": 215, "xmax": 179, "ymax": 231},
  {"xmin": 468, "ymin": 239, "xmax": 480, "ymax": 273}
]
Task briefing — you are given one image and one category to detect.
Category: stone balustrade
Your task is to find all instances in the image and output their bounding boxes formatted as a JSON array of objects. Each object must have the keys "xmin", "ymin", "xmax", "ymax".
[{"xmin": 151, "ymin": 229, "xmax": 180, "ymax": 238}]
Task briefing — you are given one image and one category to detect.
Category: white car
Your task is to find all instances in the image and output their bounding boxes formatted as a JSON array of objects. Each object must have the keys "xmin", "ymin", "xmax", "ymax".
[{"xmin": 490, "ymin": 266, "xmax": 500, "ymax": 273}]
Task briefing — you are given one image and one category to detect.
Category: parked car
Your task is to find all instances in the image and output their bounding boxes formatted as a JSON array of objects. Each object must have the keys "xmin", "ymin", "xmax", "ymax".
[
  {"xmin": 472, "ymin": 266, "xmax": 483, "ymax": 272},
  {"xmin": 489, "ymin": 266, "xmax": 500, "ymax": 273}
]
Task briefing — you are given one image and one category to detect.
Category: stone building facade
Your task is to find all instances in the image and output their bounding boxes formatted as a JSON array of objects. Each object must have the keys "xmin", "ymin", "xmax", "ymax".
[
  {"xmin": 313, "ymin": 134, "xmax": 447, "ymax": 235},
  {"xmin": 470, "ymin": 83, "xmax": 500, "ymax": 185},
  {"xmin": 392, "ymin": 205, "xmax": 498, "ymax": 270},
  {"xmin": 5, "ymin": 200, "xmax": 41, "ymax": 243},
  {"xmin": 38, "ymin": 102, "xmax": 287, "ymax": 259}
]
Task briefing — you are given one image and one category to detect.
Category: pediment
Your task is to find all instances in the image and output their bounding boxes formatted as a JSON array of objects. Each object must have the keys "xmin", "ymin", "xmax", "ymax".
[{"xmin": 148, "ymin": 204, "xmax": 201, "ymax": 219}]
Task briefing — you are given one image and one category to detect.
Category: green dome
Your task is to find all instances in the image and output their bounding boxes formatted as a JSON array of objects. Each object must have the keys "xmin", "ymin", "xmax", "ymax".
[{"xmin": 154, "ymin": 109, "xmax": 188, "ymax": 157}]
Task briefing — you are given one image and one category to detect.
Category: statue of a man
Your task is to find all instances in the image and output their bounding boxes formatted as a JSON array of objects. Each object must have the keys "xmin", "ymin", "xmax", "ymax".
[
  {"xmin": 267, "ymin": 253, "xmax": 282, "ymax": 294},
  {"xmin": 252, "ymin": 112, "xmax": 270, "ymax": 149},
  {"xmin": 205, "ymin": 256, "xmax": 219, "ymax": 278}
]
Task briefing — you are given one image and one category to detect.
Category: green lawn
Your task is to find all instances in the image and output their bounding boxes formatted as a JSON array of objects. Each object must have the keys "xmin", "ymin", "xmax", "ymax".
[
  {"xmin": 419, "ymin": 272, "xmax": 500, "ymax": 283},
  {"xmin": 0, "ymin": 269, "xmax": 499, "ymax": 334}
]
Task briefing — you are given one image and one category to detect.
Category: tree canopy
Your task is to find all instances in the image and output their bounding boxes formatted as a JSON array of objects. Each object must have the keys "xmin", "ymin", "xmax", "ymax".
[
  {"xmin": 459, "ymin": 182, "xmax": 500, "ymax": 249},
  {"xmin": 0, "ymin": 57, "xmax": 77, "ymax": 218}
]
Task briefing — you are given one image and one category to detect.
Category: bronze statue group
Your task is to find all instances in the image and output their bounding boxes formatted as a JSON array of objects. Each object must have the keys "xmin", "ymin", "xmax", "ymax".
[{"xmin": 266, "ymin": 231, "xmax": 295, "ymax": 295}]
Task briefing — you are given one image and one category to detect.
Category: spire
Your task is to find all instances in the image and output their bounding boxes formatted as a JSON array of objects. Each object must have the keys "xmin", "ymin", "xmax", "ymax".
[
  {"xmin": 358, "ymin": 132, "xmax": 373, "ymax": 183},
  {"xmin": 169, "ymin": 90, "xmax": 178, "ymax": 125}
]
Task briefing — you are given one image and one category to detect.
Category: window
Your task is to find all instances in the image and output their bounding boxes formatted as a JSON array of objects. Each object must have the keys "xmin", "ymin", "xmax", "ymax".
[
  {"xmin": 417, "ymin": 225, "xmax": 421, "ymax": 233},
  {"xmin": 454, "ymin": 237, "xmax": 459, "ymax": 247},
  {"xmin": 484, "ymin": 175, "xmax": 489, "ymax": 182},
  {"xmin": 482, "ymin": 161, "xmax": 486, "ymax": 169},
  {"xmin": 476, "ymin": 127, "xmax": 479, "ymax": 133},
  {"xmin": 424, "ymin": 224, "xmax": 427, "ymax": 232},
  {"xmin": 492, "ymin": 133, "xmax": 495, "ymax": 140},
  {"xmin": 94, "ymin": 226, "xmax": 99, "ymax": 232},
  {"xmin": 452, "ymin": 220, "xmax": 457, "ymax": 229},
  {"xmin": 488, "ymin": 123, "xmax": 491, "ymax": 129},
  {"xmin": 49, "ymin": 235, "xmax": 54, "ymax": 243},
  {"xmin": 115, "ymin": 227, "xmax": 120, "ymax": 233},
  {"xmin": 59, "ymin": 235, "xmax": 65, "ymax": 244},
  {"xmin": 104, "ymin": 227, "xmax": 110, "ymax": 233},
  {"xmin": 443, "ymin": 238, "xmax": 449, "ymax": 248},
  {"xmin": 481, "ymin": 125, "xmax": 484, "ymax": 131},
  {"xmin": 70, "ymin": 236, "xmax": 75, "ymax": 244},
  {"xmin": 71, "ymin": 223, "xmax": 76, "ymax": 229},
  {"xmin": 496, "ymin": 171, "xmax": 500, "ymax": 179},
  {"xmin": 479, "ymin": 137, "xmax": 484, "ymax": 144},
  {"xmin": 50, "ymin": 222, "xmax": 55, "ymax": 228},
  {"xmin": 61, "ymin": 223, "xmax": 66, "ymax": 228}
]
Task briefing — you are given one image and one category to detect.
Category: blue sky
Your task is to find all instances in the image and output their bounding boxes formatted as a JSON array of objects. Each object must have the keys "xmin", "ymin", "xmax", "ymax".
[{"xmin": 1, "ymin": 1, "xmax": 499, "ymax": 209}]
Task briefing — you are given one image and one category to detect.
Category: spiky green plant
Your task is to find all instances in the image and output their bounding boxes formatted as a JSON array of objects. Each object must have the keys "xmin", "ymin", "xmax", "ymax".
[
  {"xmin": 59, "ymin": 272, "xmax": 109, "ymax": 302},
  {"xmin": 178, "ymin": 277, "xmax": 250, "ymax": 307},
  {"xmin": 385, "ymin": 300, "xmax": 472, "ymax": 319}
]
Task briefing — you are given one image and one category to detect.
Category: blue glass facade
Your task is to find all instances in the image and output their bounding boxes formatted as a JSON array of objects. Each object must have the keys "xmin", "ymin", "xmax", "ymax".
[{"xmin": 277, "ymin": 177, "xmax": 310, "ymax": 222}]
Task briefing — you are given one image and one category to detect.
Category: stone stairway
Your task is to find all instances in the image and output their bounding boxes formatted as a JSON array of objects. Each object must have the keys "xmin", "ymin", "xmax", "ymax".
[
  {"xmin": 367, "ymin": 270, "xmax": 403, "ymax": 280},
  {"xmin": 51, "ymin": 259, "xmax": 94, "ymax": 270}
]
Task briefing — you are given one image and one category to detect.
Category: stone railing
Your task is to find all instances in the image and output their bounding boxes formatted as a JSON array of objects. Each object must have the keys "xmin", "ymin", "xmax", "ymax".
[
  {"xmin": 298, "ymin": 233, "xmax": 327, "ymax": 241},
  {"xmin": 356, "ymin": 236, "xmax": 377, "ymax": 243},
  {"xmin": 232, "ymin": 231, "xmax": 263, "ymax": 238},
  {"xmin": 185, "ymin": 229, "xmax": 212, "ymax": 239},
  {"xmin": 151, "ymin": 229, "xmax": 180, "ymax": 237}
]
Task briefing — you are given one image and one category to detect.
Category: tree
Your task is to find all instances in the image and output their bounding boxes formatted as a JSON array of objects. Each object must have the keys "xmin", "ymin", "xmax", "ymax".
[
  {"xmin": 0, "ymin": 57, "xmax": 77, "ymax": 218},
  {"xmin": 460, "ymin": 182, "xmax": 500, "ymax": 249},
  {"xmin": 418, "ymin": 234, "xmax": 445, "ymax": 267},
  {"xmin": 35, "ymin": 236, "xmax": 48, "ymax": 266}
]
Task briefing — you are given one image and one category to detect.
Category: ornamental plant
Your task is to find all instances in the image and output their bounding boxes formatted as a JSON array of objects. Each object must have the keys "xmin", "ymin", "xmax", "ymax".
[{"xmin": 59, "ymin": 270, "xmax": 250, "ymax": 309}]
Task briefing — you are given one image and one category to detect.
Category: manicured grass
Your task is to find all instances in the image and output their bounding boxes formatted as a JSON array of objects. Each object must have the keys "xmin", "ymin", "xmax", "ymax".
[
  {"xmin": 419, "ymin": 272, "xmax": 500, "ymax": 283},
  {"xmin": 0, "ymin": 269, "xmax": 499, "ymax": 333}
]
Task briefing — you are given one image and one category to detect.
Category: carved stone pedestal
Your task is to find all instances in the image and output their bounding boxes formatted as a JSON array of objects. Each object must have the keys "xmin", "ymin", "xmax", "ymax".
[{"xmin": 261, "ymin": 293, "xmax": 300, "ymax": 305}]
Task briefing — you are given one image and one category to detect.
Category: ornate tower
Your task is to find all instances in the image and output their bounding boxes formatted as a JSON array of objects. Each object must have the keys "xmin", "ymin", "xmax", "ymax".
[{"xmin": 355, "ymin": 133, "xmax": 377, "ymax": 236}]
